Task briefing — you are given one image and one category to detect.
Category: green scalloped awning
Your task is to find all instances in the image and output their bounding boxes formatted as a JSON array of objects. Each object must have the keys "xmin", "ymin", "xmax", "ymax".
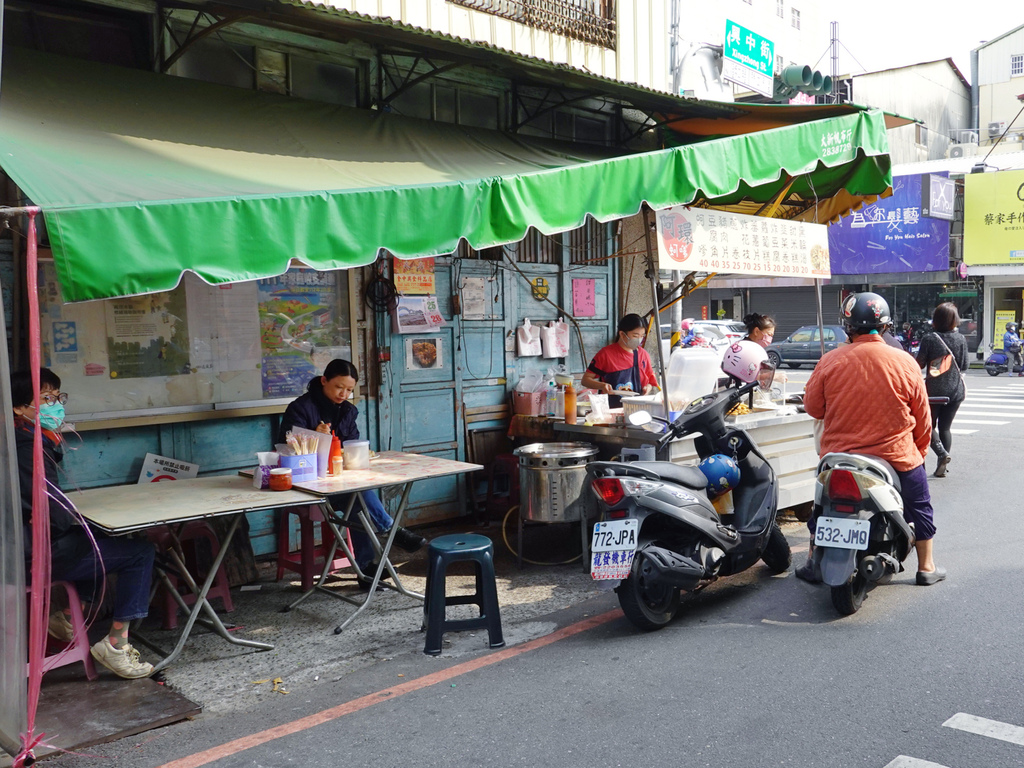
[{"xmin": 0, "ymin": 48, "xmax": 891, "ymax": 302}]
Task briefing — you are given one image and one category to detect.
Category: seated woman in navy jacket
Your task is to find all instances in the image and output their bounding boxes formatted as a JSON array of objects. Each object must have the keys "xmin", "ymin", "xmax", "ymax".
[{"xmin": 278, "ymin": 359, "xmax": 426, "ymax": 585}]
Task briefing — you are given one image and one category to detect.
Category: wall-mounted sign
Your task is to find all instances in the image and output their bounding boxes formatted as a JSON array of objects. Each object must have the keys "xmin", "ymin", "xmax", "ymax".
[
  {"xmin": 405, "ymin": 336, "xmax": 443, "ymax": 370},
  {"xmin": 722, "ymin": 20, "xmax": 775, "ymax": 98},
  {"xmin": 393, "ymin": 256, "xmax": 436, "ymax": 294},
  {"xmin": 655, "ymin": 207, "xmax": 830, "ymax": 278},
  {"xmin": 828, "ymin": 173, "xmax": 950, "ymax": 274},
  {"xmin": 964, "ymin": 169, "xmax": 1024, "ymax": 266},
  {"xmin": 922, "ymin": 173, "xmax": 955, "ymax": 220},
  {"xmin": 531, "ymin": 277, "xmax": 550, "ymax": 300}
]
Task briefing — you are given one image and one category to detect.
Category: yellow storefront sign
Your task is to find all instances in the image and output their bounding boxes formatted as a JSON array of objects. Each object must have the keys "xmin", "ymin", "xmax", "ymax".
[{"xmin": 964, "ymin": 169, "xmax": 1024, "ymax": 265}]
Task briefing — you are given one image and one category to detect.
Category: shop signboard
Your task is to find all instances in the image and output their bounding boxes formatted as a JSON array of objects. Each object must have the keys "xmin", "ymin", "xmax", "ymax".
[
  {"xmin": 722, "ymin": 20, "xmax": 775, "ymax": 98},
  {"xmin": 827, "ymin": 173, "xmax": 951, "ymax": 274},
  {"xmin": 964, "ymin": 169, "xmax": 1024, "ymax": 265},
  {"xmin": 654, "ymin": 207, "xmax": 830, "ymax": 279}
]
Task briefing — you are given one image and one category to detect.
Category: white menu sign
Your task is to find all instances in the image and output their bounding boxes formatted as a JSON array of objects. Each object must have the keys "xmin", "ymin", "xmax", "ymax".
[{"xmin": 654, "ymin": 207, "xmax": 831, "ymax": 279}]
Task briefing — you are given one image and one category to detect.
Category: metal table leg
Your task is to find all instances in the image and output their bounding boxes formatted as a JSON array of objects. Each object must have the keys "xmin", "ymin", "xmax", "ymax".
[
  {"xmin": 149, "ymin": 514, "xmax": 273, "ymax": 673},
  {"xmin": 333, "ymin": 482, "xmax": 423, "ymax": 634}
]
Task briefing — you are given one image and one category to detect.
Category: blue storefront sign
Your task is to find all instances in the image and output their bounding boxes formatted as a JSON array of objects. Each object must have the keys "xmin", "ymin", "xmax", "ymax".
[{"xmin": 828, "ymin": 173, "xmax": 951, "ymax": 274}]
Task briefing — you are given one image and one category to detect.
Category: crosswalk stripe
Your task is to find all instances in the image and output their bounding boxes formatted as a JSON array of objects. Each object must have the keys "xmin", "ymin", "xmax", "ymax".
[
  {"xmin": 956, "ymin": 411, "xmax": 1024, "ymax": 418},
  {"xmin": 882, "ymin": 757, "xmax": 949, "ymax": 768},
  {"xmin": 963, "ymin": 400, "xmax": 1024, "ymax": 408},
  {"xmin": 949, "ymin": 429, "xmax": 977, "ymax": 435},
  {"xmin": 951, "ymin": 419, "xmax": 1009, "ymax": 425},
  {"xmin": 943, "ymin": 712, "xmax": 1024, "ymax": 746}
]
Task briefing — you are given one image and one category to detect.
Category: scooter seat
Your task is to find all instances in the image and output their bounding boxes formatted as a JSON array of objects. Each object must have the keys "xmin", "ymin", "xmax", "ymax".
[{"xmin": 628, "ymin": 462, "xmax": 709, "ymax": 491}]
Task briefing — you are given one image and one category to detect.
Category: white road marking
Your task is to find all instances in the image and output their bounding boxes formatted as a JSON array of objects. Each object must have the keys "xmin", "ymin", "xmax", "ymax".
[
  {"xmin": 883, "ymin": 757, "xmax": 949, "ymax": 768},
  {"xmin": 943, "ymin": 712, "xmax": 1024, "ymax": 746},
  {"xmin": 949, "ymin": 419, "xmax": 1009, "ymax": 425},
  {"xmin": 962, "ymin": 400, "xmax": 1024, "ymax": 409},
  {"xmin": 949, "ymin": 429, "xmax": 977, "ymax": 435},
  {"xmin": 954, "ymin": 415, "xmax": 1024, "ymax": 421}
]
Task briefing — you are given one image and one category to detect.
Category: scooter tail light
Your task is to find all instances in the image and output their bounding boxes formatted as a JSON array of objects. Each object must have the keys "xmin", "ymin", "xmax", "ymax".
[
  {"xmin": 607, "ymin": 509, "xmax": 629, "ymax": 520},
  {"xmin": 591, "ymin": 477, "xmax": 625, "ymax": 506},
  {"xmin": 827, "ymin": 469, "xmax": 862, "ymax": 502}
]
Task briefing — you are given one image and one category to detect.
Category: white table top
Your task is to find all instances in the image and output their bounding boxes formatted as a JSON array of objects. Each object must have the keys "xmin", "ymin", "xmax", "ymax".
[
  {"xmin": 67, "ymin": 475, "xmax": 322, "ymax": 534},
  {"xmin": 288, "ymin": 451, "xmax": 482, "ymax": 496}
]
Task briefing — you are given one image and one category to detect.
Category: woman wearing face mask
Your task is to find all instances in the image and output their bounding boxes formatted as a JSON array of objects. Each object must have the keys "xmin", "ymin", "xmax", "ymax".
[
  {"xmin": 13, "ymin": 368, "xmax": 156, "ymax": 679},
  {"xmin": 278, "ymin": 359, "xmax": 426, "ymax": 587},
  {"xmin": 743, "ymin": 312, "xmax": 776, "ymax": 349},
  {"xmin": 581, "ymin": 313, "xmax": 659, "ymax": 407}
]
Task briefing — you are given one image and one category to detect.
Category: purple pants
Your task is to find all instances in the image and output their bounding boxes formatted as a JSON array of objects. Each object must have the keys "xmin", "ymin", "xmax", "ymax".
[{"xmin": 809, "ymin": 463, "xmax": 935, "ymax": 542}]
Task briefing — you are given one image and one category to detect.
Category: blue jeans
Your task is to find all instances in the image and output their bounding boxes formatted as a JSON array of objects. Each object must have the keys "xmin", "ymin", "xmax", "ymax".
[
  {"xmin": 57, "ymin": 534, "xmax": 155, "ymax": 622},
  {"xmin": 329, "ymin": 491, "xmax": 394, "ymax": 571}
]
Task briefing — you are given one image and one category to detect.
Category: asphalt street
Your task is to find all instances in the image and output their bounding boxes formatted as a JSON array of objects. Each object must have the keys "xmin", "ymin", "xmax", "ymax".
[{"xmin": 48, "ymin": 370, "xmax": 1024, "ymax": 768}]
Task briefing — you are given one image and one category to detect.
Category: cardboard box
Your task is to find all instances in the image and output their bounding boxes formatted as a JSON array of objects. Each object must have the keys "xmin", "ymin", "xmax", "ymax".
[{"xmin": 279, "ymin": 453, "xmax": 317, "ymax": 482}]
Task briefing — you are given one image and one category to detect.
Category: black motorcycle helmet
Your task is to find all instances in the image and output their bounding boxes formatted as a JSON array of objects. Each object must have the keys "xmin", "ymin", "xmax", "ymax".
[
  {"xmin": 840, "ymin": 292, "xmax": 891, "ymax": 332},
  {"xmin": 1006, "ymin": 322, "xmax": 1017, "ymax": 332}
]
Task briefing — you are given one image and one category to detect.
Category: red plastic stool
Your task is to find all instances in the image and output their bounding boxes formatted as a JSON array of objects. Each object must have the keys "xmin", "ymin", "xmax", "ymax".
[
  {"xmin": 150, "ymin": 521, "xmax": 234, "ymax": 630},
  {"xmin": 26, "ymin": 580, "xmax": 97, "ymax": 680},
  {"xmin": 277, "ymin": 506, "xmax": 354, "ymax": 592}
]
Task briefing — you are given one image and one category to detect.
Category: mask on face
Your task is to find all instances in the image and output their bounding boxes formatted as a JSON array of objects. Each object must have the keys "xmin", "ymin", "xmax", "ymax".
[
  {"xmin": 757, "ymin": 334, "xmax": 774, "ymax": 349},
  {"xmin": 621, "ymin": 335, "xmax": 642, "ymax": 350},
  {"xmin": 38, "ymin": 402, "xmax": 65, "ymax": 431}
]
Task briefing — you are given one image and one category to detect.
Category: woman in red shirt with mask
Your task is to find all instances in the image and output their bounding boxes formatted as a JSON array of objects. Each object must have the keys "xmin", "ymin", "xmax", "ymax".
[{"xmin": 581, "ymin": 314, "xmax": 659, "ymax": 407}]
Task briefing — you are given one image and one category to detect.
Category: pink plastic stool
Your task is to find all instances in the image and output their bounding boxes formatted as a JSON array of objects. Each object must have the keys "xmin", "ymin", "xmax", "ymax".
[
  {"xmin": 149, "ymin": 520, "xmax": 234, "ymax": 630},
  {"xmin": 277, "ymin": 506, "xmax": 354, "ymax": 591},
  {"xmin": 26, "ymin": 580, "xmax": 97, "ymax": 680}
]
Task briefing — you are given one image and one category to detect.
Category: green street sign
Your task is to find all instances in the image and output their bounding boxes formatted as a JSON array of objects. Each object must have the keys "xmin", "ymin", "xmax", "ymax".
[{"xmin": 723, "ymin": 20, "xmax": 775, "ymax": 98}]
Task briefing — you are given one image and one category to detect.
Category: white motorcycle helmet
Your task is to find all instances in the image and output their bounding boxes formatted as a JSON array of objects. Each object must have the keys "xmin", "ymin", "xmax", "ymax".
[{"xmin": 722, "ymin": 340, "xmax": 771, "ymax": 384}]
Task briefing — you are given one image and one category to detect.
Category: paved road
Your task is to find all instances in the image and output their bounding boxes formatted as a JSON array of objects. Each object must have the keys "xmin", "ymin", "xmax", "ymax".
[{"xmin": 49, "ymin": 370, "xmax": 1024, "ymax": 768}]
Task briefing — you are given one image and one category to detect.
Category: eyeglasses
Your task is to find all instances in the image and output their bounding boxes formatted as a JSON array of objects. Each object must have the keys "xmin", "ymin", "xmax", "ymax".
[{"xmin": 40, "ymin": 392, "xmax": 69, "ymax": 406}]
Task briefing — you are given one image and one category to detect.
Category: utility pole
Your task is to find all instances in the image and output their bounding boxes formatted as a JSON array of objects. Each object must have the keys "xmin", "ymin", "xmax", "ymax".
[{"xmin": 830, "ymin": 21, "xmax": 839, "ymax": 104}]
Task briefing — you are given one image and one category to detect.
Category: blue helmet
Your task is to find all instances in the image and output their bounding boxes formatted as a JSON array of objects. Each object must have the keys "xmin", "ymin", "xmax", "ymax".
[{"xmin": 698, "ymin": 454, "xmax": 741, "ymax": 498}]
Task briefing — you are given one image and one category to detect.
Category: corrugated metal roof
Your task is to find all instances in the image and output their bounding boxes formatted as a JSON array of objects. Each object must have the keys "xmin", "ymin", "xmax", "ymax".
[{"xmin": 893, "ymin": 150, "xmax": 1024, "ymax": 176}]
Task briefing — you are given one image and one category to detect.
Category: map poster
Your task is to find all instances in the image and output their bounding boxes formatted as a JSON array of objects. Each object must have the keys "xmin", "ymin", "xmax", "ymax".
[
  {"xmin": 257, "ymin": 268, "xmax": 344, "ymax": 398},
  {"xmin": 393, "ymin": 256, "xmax": 436, "ymax": 294},
  {"xmin": 105, "ymin": 289, "xmax": 191, "ymax": 379}
]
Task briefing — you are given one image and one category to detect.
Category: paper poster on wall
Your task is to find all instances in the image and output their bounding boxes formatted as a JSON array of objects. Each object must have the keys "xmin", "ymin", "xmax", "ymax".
[
  {"xmin": 185, "ymin": 276, "xmax": 262, "ymax": 373},
  {"xmin": 52, "ymin": 321, "xmax": 78, "ymax": 365},
  {"xmin": 257, "ymin": 268, "xmax": 345, "ymax": 399},
  {"xmin": 572, "ymin": 279, "xmax": 596, "ymax": 317},
  {"xmin": 138, "ymin": 453, "xmax": 200, "ymax": 483},
  {"xmin": 393, "ymin": 256, "xmax": 436, "ymax": 294},
  {"xmin": 105, "ymin": 289, "xmax": 191, "ymax": 379},
  {"xmin": 406, "ymin": 337, "xmax": 443, "ymax": 370},
  {"xmin": 460, "ymin": 277, "xmax": 489, "ymax": 320}
]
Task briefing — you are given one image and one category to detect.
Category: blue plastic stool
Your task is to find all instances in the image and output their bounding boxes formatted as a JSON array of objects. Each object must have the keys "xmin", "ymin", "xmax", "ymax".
[{"xmin": 423, "ymin": 534, "xmax": 505, "ymax": 656}]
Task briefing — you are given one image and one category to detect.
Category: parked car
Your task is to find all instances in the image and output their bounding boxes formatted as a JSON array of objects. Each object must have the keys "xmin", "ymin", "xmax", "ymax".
[
  {"xmin": 764, "ymin": 324, "xmax": 848, "ymax": 368},
  {"xmin": 658, "ymin": 319, "xmax": 746, "ymax": 361}
]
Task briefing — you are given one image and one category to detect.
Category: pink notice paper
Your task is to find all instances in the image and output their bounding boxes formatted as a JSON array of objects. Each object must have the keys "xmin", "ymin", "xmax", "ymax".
[{"xmin": 572, "ymin": 279, "xmax": 596, "ymax": 317}]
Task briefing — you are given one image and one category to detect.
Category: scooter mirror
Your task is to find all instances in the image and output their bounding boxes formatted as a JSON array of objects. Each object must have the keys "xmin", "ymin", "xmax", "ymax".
[{"xmin": 627, "ymin": 410, "xmax": 653, "ymax": 427}]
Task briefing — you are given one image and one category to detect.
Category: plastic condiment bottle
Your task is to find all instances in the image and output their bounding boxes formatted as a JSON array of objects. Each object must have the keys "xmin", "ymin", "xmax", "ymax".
[
  {"xmin": 328, "ymin": 435, "xmax": 343, "ymax": 475},
  {"xmin": 563, "ymin": 380, "xmax": 577, "ymax": 425}
]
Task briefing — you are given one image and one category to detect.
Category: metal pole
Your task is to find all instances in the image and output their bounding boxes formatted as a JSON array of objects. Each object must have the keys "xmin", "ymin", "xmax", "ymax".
[
  {"xmin": 815, "ymin": 279, "xmax": 826, "ymax": 357},
  {"xmin": 642, "ymin": 206, "xmax": 670, "ymax": 397}
]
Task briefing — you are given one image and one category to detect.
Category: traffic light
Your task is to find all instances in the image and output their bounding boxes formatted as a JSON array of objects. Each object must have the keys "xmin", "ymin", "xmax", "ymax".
[{"xmin": 772, "ymin": 65, "xmax": 833, "ymax": 101}]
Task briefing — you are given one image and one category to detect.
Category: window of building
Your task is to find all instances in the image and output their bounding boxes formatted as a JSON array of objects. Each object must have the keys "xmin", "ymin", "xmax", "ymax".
[
  {"xmin": 791, "ymin": 8, "xmax": 801, "ymax": 29},
  {"xmin": 1012, "ymin": 54, "xmax": 1023, "ymax": 77},
  {"xmin": 291, "ymin": 56, "xmax": 360, "ymax": 107},
  {"xmin": 173, "ymin": 36, "xmax": 255, "ymax": 91},
  {"xmin": 777, "ymin": 0, "xmax": 784, "ymax": 18},
  {"xmin": 776, "ymin": 54, "xmax": 784, "ymax": 74},
  {"xmin": 916, "ymin": 123, "xmax": 929, "ymax": 146}
]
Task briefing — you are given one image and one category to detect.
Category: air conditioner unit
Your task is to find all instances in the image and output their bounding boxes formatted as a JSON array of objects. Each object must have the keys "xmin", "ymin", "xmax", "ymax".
[
  {"xmin": 949, "ymin": 143, "xmax": 978, "ymax": 158},
  {"xmin": 988, "ymin": 121, "xmax": 1006, "ymax": 137}
]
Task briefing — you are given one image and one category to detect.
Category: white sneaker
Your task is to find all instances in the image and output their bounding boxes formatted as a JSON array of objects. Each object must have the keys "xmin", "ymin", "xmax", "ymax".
[
  {"xmin": 48, "ymin": 611, "xmax": 75, "ymax": 643},
  {"xmin": 90, "ymin": 638, "xmax": 154, "ymax": 679}
]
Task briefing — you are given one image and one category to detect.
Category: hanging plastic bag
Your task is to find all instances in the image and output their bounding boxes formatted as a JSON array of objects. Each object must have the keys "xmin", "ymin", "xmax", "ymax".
[
  {"xmin": 541, "ymin": 318, "xmax": 570, "ymax": 358},
  {"xmin": 516, "ymin": 318, "xmax": 542, "ymax": 357}
]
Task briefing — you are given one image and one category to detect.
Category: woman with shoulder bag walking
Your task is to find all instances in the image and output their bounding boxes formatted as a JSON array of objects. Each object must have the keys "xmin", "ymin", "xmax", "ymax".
[{"xmin": 916, "ymin": 303, "xmax": 969, "ymax": 478}]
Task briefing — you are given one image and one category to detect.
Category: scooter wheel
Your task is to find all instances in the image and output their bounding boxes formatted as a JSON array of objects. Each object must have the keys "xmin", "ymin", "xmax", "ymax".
[
  {"xmin": 830, "ymin": 570, "xmax": 869, "ymax": 616},
  {"xmin": 617, "ymin": 555, "xmax": 681, "ymax": 631},
  {"xmin": 986, "ymin": 367, "xmax": 1001, "ymax": 377},
  {"xmin": 760, "ymin": 525, "xmax": 791, "ymax": 574}
]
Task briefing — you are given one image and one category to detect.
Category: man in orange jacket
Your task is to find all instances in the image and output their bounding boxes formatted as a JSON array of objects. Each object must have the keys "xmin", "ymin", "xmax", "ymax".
[{"xmin": 798, "ymin": 292, "xmax": 945, "ymax": 586}]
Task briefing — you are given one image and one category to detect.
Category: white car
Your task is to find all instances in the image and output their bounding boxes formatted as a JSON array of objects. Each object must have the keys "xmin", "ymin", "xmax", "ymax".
[{"xmin": 658, "ymin": 320, "xmax": 746, "ymax": 361}]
